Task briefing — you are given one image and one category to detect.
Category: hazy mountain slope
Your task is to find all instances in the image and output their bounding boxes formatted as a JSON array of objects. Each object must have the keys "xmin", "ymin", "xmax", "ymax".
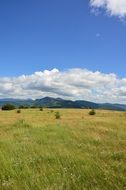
[{"xmin": 0, "ymin": 97, "xmax": 126, "ymax": 111}]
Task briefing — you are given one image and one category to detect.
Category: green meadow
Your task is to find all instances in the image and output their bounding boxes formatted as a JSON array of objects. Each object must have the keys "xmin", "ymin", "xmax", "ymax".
[{"xmin": 0, "ymin": 109, "xmax": 126, "ymax": 190}]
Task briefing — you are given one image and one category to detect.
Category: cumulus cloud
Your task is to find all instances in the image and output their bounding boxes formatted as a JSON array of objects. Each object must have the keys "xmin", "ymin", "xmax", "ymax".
[
  {"xmin": 0, "ymin": 68, "xmax": 126, "ymax": 104},
  {"xmin": 90, "ymin": 0, "xmax": 126, "ymax": 18}
]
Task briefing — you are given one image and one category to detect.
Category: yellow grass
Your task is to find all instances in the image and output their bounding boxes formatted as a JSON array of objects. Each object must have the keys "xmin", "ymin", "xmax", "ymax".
[{"xmin": 0, "ymin": 109, "xmax": 126, "ymax": 190}]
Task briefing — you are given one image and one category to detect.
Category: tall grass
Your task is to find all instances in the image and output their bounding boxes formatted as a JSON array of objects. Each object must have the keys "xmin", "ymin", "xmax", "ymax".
[{"xmin": 0, "ymin": 109, "xmax": 126, "ymax": 190}]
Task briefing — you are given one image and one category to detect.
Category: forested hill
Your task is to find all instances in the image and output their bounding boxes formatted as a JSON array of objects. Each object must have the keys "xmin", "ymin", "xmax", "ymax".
[{"xmin": 0, "ymin": 97, "xmax": 126, "ymax": 111}]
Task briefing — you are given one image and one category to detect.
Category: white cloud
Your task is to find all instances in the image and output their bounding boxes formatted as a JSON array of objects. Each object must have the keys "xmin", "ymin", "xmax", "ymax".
[
  {"xmin": 90, "ymin": 0, "xmax": 126, "ymax": 18},
  {"xmin": 0, "ymin": 68, "xmax": 126, "ymax": 104}
]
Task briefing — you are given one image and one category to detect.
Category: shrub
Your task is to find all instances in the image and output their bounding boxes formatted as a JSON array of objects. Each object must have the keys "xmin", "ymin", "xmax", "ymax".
[
  {"xmin": 55, "ymin": 111, "xmax": 61, "ymax": 119},
  {"xmin": 89, "ymin": 109, "xmax": 96, "ymax": 115},
  {"xmin": 30, "ymin": 105, "xmax": 37, "ymax": 109},
  {"xmin": 2, "ymin": 104, "xmax": 16, "ymax": 111},
  {"xmin": 17, "ymin": 109, "xmax": 21, "ymax": 113},
  {"xmin": 40, "ymin": 107, "xmax": 43, "ymax": 111},
  {"xmin": 19, "ymin": 105, "xmax": 29, "ymax": 109}
]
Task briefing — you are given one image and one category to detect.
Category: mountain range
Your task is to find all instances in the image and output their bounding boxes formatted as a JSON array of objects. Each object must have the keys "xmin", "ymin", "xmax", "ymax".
[{"xmin": 0, "ymin": 97, "xmax": 126, "ymax": 111}]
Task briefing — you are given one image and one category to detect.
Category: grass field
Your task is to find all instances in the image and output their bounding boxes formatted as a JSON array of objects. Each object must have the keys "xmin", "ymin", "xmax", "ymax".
[{"xmin": 0, "ymin": 109, "xmax": 126, "ymax": 190}]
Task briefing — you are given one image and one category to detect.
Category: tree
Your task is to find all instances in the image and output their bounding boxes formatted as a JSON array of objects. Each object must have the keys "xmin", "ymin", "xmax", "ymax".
[
  {"xmin": 89, "ymin": 109, "xmax": 96, "ymax": 115},
  {"xmin": 40, "ymin": 107, "xmax": 43, "ymax": 111},
  {"xmin": 2, "ymin": 104, "xmax": 16, "ymax": 111},
  {"xmin": 19, "ymin": 105, "xmax": 29, "ymax": 109},
  {"xmin": 17, "ymin": 109, "xmax": 21, "ymax": 113}
]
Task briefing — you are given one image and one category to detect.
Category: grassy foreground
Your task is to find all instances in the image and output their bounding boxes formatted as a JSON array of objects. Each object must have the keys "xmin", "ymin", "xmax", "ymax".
[{"xmin": 0, "ymin": 109, "xmax": 126, "ymax": 190}]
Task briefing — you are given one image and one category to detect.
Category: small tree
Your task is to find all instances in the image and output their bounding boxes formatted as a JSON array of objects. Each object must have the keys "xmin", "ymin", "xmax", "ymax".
[
  {"xmin": 19, "ymin": 105, "xmax": 29, "ymax": 109},
  {"xmin": 17, "ymin": 109, "xmax": 21, "ymax": 113},
  {"xmin": 40, "ymin": 107, "xmax": 43, "ymax": 111},
  {"xmin": 55, "ymin": 111, "xmax": 61, "ymax": 119},
  {"xmin": 30, "ymin": 105, "xmax": 37, "ymax": 109},
  {"xmin": 2, "ymin": 104, "xmax": 16, "ymax": 111},
  {"xmin": 89, "ymin": 109, "xmax": 96, "ymax": 115}
]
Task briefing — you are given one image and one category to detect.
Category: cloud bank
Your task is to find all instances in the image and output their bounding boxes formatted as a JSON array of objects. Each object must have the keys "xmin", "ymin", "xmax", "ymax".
[
  {"xmin": 0, "ymin": 68, "xmax": 126, "ymax": 104},
  {"xmin": 90, "ymin": 0, "xmax": 126, "ymax": 18}
]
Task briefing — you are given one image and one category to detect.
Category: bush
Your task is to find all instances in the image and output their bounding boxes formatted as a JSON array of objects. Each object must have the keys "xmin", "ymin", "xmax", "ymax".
[
  {"xmin": 55, "ymin": 111, "xmax": 61, "ymax": 119},
  {"xmin": 17, "ymin": 109, "xmax": 21, "ymax": 113},
  {"xmin": 19, "ymin": 105, "xmax": 29, "ymax": 109},
  {"xmin": 30, "ymin": 105, "xmax": 37, "ymax": 109},
  {"xmin": 40, "ymin": 107, "xmax": 43, "ymax": 111},
  {"xmin": 2, "ymin": 104, "xmax": 16, "ymax": 111},
  {"xmin": 89, "ymin": 109, "xmax": 96, "ymax": 115}
]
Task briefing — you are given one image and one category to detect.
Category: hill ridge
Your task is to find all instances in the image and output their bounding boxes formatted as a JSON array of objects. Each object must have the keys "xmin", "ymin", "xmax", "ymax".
[{"xmin": 0, "ymin": 97, "xmax": 126, "ymax": 111}]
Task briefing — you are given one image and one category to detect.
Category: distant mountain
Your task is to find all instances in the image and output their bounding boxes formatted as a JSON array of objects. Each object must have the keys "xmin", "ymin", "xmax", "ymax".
[
  {"xmin": 74, "ymin": 100, "xmax": 99, "ymax": 109},
  {"xmin": 0, "ymin": 98, "xmax": 34, "ymax": 107},
  {"xmin": 0, "ymin": 97, "xmax": 126, "ymax": 111},
  {"xmin": 34, "ymin": 97, "xmax": 75, "ymax": 108},
  {"xmin": 113, "ymin": 104, "xmax": 126, "ymax": 110},
  {"xmin": 99, "ymin": 103, "xmax": 126, "ymax": 111}
]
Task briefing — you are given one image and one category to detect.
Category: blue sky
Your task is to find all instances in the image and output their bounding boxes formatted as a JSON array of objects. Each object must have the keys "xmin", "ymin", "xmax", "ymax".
[
  {"xmin": 0, "ymin": 0, "xmax": 126, "ymax": 77},
  {"xmin": 0, "ymin": 0, "xmax": 126, "ymax": 102}
]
